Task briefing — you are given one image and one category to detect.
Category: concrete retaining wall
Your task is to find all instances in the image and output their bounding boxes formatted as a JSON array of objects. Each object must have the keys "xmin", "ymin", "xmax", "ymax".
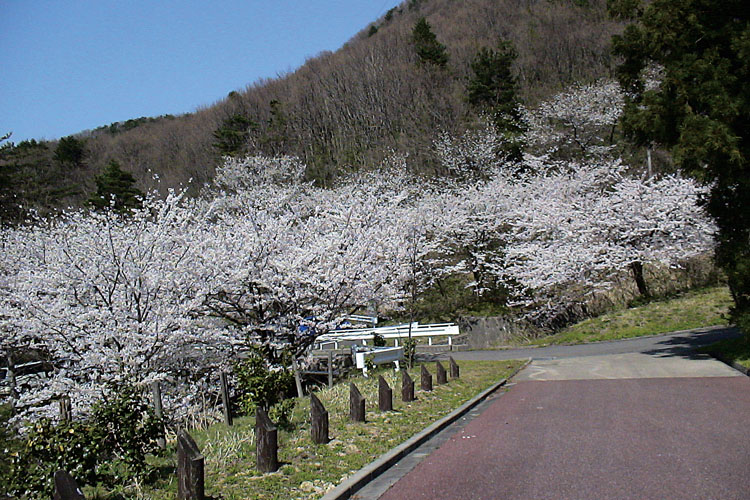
[{"xmin": 457, "ymin": 315, "xmax": 537, "ymax": 349}]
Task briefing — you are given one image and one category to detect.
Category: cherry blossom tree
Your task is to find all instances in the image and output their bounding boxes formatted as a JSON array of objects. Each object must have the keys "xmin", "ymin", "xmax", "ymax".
[
  {"xmin": 212, "ymin": 154, "xmax": 307, "ymax": 192},
  {"xmin": 0, "ymin": 154, "xmax": 422, "ymax": 423},
  {"xmin": 1, "ymin": 228, "xmax": 48, "ymax": 413},
  {"xmin": 592, "ymin": 174, "xmax": 715, "ymax": 298},
  {"xmin": 523, "ymin": 79, "xmax": 624, "ymax": 159},
  {"xmin": 434, "ymin": 119, "xmax": 515, "ymax": 181},
  {"xmin": 1, "ymin": 192, "xmax": 238, "ymax": 421},
  {"xmin": 191, "ymin": 155, "xmax": 416, "ymax": 363},
  {"xmin": 435, "ymin": 175, "xmax": 514, "ymax": 296},
  {"xmin": 0, "ymin": 131, "xmax": 717, "ymax": 424},
  {"xmin": 499, "ymin": 159, "xmax": 715, "ymax": 325}
]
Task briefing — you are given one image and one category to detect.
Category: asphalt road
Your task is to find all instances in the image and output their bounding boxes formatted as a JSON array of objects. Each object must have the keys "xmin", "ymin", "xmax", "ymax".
[
  {"xmin": 436, "ymin": 325, "xmax": 741, "ymax": 362},
  {"xmin": 379, "ymin": 376, "xmax": 750, "ymax": 500},
  {"xmin": 376, "ymin": 327, "xmax": 750, "ymax": 499}
]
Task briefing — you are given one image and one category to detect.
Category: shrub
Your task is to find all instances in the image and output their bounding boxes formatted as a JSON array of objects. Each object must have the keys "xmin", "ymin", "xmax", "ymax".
[
  {"xmin": 268, "ymin": 399, "xmax": 296, "ymax": 431},
  {"xmin": 402, "ymin": 338, "xmax": 417, "ymax": 367},
  {"xmin": 89, "ymin": 384, "xmax": 165, "ymax": 479},
  {"xmin": 5, "ymin": 418, "xmax": 101, "ymax": 499},
  {"xmin": 3, "ymin": 384, "xmax": 164, "ymax": 499},
  {"xmin": 234, "ymin": 346, "xmax": 294, "ymax": 415},
  {"xmin": 372, "ymin": 333, "xmax": 386, "ymax": 347}
]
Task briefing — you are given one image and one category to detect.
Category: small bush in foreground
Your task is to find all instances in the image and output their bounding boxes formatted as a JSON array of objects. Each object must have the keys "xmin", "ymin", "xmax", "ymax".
[
  {"xmin": 3, "ymin": 384, "xmax": 164, "ymax": 499},
  {"xmin": 234, "ymin": 346, "xmax": 295, "ymax": 427}
]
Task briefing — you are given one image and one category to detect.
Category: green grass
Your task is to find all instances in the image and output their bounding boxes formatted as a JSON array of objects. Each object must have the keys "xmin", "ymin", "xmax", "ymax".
[
  {"xmin": 0, "ymin": 404, "xmax": 22, "ymax": 488},
  {"xmin": 529, "ymin": 286, "xmax": 732, "ymax": 346},
  {"xmin": 700, "ymin": 335, "xmax": 750, "ymax": 369},
  {"xmin": 86, "ymin": 359, "xmax": 524, "ymax": 500}
]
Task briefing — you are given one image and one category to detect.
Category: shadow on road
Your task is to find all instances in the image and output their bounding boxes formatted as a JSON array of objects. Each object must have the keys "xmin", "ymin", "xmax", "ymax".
[
  {"xmin": 429, "ymin": 325, "xmax": 742, "ymax": 362},
  {"xmin": 640, "ymin": 326, "xmax": 741, "ymax": 360}
]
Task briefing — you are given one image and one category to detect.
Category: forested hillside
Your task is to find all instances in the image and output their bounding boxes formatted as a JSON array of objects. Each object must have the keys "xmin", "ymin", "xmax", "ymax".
[{"xmin": 0, "ymin": 0, "xmax": 622, "ymax": 222}]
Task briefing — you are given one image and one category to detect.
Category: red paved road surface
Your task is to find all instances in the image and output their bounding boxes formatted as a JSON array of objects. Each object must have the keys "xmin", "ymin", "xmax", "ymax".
[{"xmin": 380, "ymin": 377, "xmax": 750, "ymax": 500}]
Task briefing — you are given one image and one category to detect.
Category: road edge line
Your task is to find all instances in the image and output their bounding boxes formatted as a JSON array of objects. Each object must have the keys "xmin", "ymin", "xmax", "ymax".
[{"xmin": 320, "ymin": 358, "xmax": 531, "ymax": 500}]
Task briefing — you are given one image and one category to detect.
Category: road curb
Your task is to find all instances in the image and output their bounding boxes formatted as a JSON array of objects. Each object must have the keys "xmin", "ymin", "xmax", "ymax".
[
  {"xmin": 320, "ymin": 358, "xmax": 531, "ymax": 500},
  {"xmin": 708, "ymin": 353, "xmax": 750, "ymax": 376}
]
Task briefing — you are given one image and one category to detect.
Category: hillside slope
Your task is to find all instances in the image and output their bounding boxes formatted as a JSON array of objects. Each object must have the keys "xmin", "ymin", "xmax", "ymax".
[{"xmin": 1, "ymin": 0, "xmax": 622, "ymax": 220}]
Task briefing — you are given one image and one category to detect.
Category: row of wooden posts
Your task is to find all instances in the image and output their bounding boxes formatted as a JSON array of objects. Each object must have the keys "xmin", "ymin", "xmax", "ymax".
[
  {"xmin": 178, "ymin": 357, "xmax": 459, "ymax": 500},
  {"xmin": 54, "ymin": 357, "xmax": 460, "ymax": 500},
  {"xmin": 257, "ymin": 358, "xmax": 460, "ymax": 470}
]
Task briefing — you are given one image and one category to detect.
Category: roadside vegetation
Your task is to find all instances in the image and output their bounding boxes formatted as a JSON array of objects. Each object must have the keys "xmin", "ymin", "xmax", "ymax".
[
  {"xmin": 78, "ymin": 360, "xmax": 523, "ymax": 500},
  {"xmin": 700, "ymin": 336, "xmax": 750, "ymax": 370},
  {"xmin": 528, "ymin": 286, "xmax": 732, "ymax": 346}
]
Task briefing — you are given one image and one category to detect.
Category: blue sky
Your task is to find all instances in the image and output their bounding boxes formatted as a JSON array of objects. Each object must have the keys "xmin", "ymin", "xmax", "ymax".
[{"xmin": 0, "ymin": 1, "xmax": 402, "ymax": 143}]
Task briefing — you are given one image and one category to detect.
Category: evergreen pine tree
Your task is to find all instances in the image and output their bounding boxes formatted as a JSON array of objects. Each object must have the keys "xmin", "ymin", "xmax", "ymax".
[
  {"xmin": 611, "ymin": 0, "xmax": 750, "ymax": 328},
  {"xmin": 466, "ymin": 40, "xmax": 525, "ymax": 161},
  {"xmin": 0, "ymin": 131, "xmax": 18, "ymax": 223},
  {"xmin": 412, "ymin": 17, "xmax": 449, "ymax": 68},
  {"xmin": 54, "ymin": 136, "xmax": 86, "ymax": 168},
  {"xmin": 212, "ymin": 114, "xmax": 257, "ymax": 157},
  {"xmin": 1, "ymin": 138, "xmax": 81, "ymax": 224},
  {"xmin": 88, "ymin": 160, "xmax": 144, "ymax": 211},
  {"xmin": 261, "ymin": 100, "xmax": 289, "ymax": 155}
]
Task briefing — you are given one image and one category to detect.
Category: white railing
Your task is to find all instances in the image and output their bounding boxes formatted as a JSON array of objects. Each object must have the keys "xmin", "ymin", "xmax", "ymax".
[
  {"xmin": 353, "ymin": 346, "xmax": 404, "ymax": 377},
  {"xmin": 314, "ymin": 322, "xmax": 460, "ymax": 350},
  {"xmin": 341, "ymin": 314, "xmax": 378, "ymax": 325}
]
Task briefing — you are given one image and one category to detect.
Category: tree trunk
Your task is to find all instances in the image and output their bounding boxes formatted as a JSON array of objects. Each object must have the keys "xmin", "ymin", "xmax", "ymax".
[
  {"xmin": 7, "ymin": 351, "xmax": 17, "ymax": 415},
  {"xmin": 630, "ymin": 261, "xmax": 651, "ymax": 298}
]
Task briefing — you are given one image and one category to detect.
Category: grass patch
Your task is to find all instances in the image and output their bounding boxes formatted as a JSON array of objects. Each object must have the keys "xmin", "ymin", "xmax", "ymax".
[
  {"xmin": 86, "ymin": 359, "xmax": 523, "ymax": 500},
  {"xmin": 699, "ymin": 335, "xmax": 750, "ymax": 369},
  {"xmin": 530, "ymin": 286, "xmax": 732, "ymax": 346},
  {"xmin": 0, "ymin": 404, "xmax": 22, "ymax": 489}
]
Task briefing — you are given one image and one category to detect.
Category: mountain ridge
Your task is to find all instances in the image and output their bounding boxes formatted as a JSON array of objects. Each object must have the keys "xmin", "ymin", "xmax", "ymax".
[{"xmin": 0, "ymin": 0, "xmax": 622, "ymax": 221}]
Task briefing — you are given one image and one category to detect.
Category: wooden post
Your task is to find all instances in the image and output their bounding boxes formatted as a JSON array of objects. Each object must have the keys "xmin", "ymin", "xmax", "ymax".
[
  {"xmin": 151, "ymin": 382, "xmax": 166, "ymax": 449},
  {"xmin": 378, "ymin": 375, "xmax": 392, "ymax": 412},
  {"xmin": 349, "ymin": 383, "xmax": 365, "ymax": 422},
  {"xmin": 310, "ymin": 393, "xmax": 329, "ymax": 444},
  {"xmin": 436, "ymin": 361, "xmax": 447, "ymax": 385},
  {"xmin": 402, "ymin": 371, "xmax": 415, "ymax": 402},
  {"xmin": 177, "ymin": 430, "xmax": 204, "ymax": 500},
  {"xmin": 327, "ymin": 351, "xmax": 333, "ymax": 388},
  {"xmin": 292, "ymin": 358, "xmax": 304, "ymax": 398},
  {"xmin": 59, "ymin": 396, "xmax": 72, "ymax": 422},
  {"xmin": 219, "ymin": 372, "xmax": 233, "ymax": 426},
  {"xmin": 53, "ymin": 470, "xmax": 86, "ymax": 500},
  {"xmin": 449, "ymin": 356, "xmax": 460, "ymax": 379},
  {"xmin": 420, "ymin": 365, "xmax": 432, "ymax": 392},
  {"xmin": 255, "ymin": 408, "xmax": 279, "ymax": 472}
]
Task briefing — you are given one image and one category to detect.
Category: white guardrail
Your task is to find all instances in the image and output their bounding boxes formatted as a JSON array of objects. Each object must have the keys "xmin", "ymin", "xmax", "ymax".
[
  {"xmin": 353, "ymin": 346, "xmax": 404, "ymax": 377},
  {"xmin": 313, "ymin": 322, "xmax": 460, "ymax": 350}
]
